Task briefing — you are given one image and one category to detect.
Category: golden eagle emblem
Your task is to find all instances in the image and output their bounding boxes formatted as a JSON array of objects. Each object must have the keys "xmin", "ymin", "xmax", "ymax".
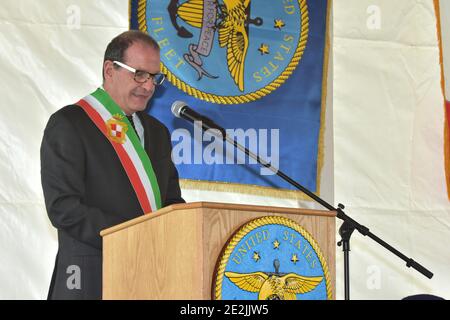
[
  {"xmin": 143, "ymin": 0, "xmax": 311, "ymax": 103},
  {"xmin": 171, "ymin": 0, "xmax": 262, "ymax": 91},
  {"xmin": 217, "ymin": 0, "xmax": 250, "ymax": 91},
  {"xmin": 225, "ymin": 259, "xmax": 323, "ymax": 300}
]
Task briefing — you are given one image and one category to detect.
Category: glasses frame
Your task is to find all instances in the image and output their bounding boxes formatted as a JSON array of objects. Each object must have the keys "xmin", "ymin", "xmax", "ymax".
[{"xmin": 112, "ymin": 60, "xmax": 165, "ymax": 86}]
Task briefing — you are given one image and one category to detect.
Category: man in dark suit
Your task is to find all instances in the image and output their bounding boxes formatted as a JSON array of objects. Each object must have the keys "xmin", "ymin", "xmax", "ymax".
[{"xmin": 41, "ymin": 30, "xmax": 184, "ymax": 300}]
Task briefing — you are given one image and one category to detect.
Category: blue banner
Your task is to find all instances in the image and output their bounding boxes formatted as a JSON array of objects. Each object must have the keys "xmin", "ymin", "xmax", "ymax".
[{"xmin": 130, "ymin": 0, "xmax": 329, "ymax": 195}]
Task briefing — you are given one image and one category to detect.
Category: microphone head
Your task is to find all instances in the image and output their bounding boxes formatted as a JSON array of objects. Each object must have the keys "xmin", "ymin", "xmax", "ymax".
[{"xmin": 171, "ymin": 100, "xmax": 187, "ymax": 118}]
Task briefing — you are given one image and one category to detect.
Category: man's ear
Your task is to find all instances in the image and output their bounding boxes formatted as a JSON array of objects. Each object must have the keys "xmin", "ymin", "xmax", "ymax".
[{"xmin": 103, "ymin": 60, "xmax": 114, "ymax": 80}]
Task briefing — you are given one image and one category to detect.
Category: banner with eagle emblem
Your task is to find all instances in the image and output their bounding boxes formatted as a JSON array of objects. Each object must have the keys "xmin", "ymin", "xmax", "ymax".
[{"xmin": 130, "ymin": 0, "xmax": 330, "ymax": 198}]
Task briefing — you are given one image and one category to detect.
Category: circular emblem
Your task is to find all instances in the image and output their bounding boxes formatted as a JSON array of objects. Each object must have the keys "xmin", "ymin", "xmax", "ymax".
[
  {"xmin": 138, "ymin": 0, "xmax": 309, "ymax": 104},
  {"xmin": 213, "ymin": 216, "xmax": 332, "ymax": 300}
]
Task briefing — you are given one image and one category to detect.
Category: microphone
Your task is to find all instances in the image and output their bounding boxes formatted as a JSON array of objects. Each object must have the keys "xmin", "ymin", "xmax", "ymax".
[{"xmin": 171, "ymin": 101, "xmax": 226, "ymax": 137}]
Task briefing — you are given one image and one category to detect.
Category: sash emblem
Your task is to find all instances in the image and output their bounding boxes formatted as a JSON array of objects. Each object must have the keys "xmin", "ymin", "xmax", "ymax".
[{"xmin": 106, "ymin": 114, "xmax": 129, "ymax": 144}]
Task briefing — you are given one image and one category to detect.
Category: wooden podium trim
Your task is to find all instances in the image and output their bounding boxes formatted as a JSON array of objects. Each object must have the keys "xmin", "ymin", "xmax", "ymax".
[{"xmin": 100, "ymin": 202, "xmax": 336, "ymax": 237}]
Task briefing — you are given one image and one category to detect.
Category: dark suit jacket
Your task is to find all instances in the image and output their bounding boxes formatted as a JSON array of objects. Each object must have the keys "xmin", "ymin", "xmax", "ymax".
[{"xmin": 41, "ymin": 105, "xmax": 184, "ymax": 300}]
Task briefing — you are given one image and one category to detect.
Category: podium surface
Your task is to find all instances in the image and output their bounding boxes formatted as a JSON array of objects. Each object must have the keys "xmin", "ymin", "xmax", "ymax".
[{"xmin": 101, "ymin": 202, "xmax": 336, "ymax": 299}]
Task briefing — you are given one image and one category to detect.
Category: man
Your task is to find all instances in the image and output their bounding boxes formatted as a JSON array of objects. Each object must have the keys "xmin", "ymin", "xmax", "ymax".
[{"xmin": 41, "ymin": 30, "xmax": 184, "ymax": 300}]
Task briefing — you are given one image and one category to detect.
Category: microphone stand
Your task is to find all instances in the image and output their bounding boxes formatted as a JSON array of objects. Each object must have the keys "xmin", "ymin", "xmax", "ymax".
[{"xmin": 199, "ymin": 123, "xmax": 434, "ymax": 300}]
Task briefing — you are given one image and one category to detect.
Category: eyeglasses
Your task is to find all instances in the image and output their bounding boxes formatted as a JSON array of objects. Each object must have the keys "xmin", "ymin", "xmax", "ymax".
[{"xmin": 113, "ymin": 60, "xmax": 165, "ymax": 86}]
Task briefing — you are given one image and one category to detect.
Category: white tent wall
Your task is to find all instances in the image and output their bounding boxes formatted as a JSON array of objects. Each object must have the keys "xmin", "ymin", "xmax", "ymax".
[
  {"xmin": 334, "ymin": 0, "xmax": 449, "ymax": 299},
  {"xmin": 0, "ymin": 0, "xmax": 448, "ymax": 299}
]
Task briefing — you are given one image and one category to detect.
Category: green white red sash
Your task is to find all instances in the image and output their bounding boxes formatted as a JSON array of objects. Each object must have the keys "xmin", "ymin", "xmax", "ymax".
[{"xmin": 77, "ymin": 88, "xmax": 162, "ymax": 214}]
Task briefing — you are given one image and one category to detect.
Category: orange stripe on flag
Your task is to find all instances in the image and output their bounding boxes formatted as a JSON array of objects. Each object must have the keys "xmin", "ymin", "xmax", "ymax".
[
  {"xmin": 434, "ymin": 0, "xmax": 450, "ymax": 199},
  {"xmin": 446, "ymin": 100, "xmax": 450, "ymax": 199}
]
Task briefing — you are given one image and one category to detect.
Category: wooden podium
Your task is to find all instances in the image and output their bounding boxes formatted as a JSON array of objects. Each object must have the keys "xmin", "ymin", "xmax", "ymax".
[{"xmin": 100, "ymin": 202, "xmax": 336, "ymax": 300}]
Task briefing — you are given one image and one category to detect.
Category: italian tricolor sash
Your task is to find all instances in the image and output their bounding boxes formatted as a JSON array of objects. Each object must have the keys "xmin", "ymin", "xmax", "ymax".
[{"xmin": 77, "ymin": 88, "xmax": 162, "ymax": 214}]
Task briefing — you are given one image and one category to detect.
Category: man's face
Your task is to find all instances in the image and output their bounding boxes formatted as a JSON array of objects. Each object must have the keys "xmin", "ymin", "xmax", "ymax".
[{"xmin": 104, "ymin": 42, "xmax": 160, "ymax": 115}]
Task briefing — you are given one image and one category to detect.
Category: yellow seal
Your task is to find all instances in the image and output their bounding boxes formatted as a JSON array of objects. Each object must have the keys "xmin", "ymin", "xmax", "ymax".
[{"xmin": 213, "ymin": 216, "xmax": 332, "ymax": 300}]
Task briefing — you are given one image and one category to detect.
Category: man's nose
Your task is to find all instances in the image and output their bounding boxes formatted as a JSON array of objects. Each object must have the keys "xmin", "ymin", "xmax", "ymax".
[{"xmin": 141, "ymin": 78, "xmax": 155, "ymax": 91}]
